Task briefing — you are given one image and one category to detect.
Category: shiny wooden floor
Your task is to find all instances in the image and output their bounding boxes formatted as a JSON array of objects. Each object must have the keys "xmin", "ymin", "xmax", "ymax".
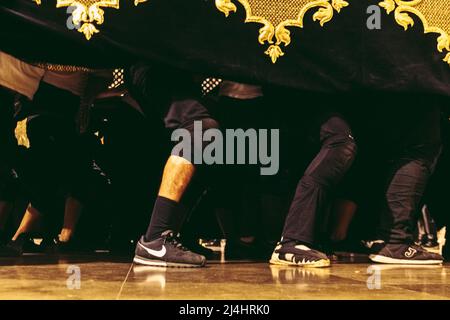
[{"xmin": 0, "ymin": 254, "xmax": 449, "ymax": 300}]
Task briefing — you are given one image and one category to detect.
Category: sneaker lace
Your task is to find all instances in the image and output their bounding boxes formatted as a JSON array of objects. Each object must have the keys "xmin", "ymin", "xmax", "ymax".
[{"xmin": 164, "ymin": 233, "xmax": 188, "ymax": 251}]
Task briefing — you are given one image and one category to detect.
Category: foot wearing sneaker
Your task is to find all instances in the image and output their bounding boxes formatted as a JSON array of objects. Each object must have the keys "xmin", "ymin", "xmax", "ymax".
[
  {"xmin": 40, "ymin": 237, "xmax": 87, "ymax": 255},
  {"xmin": 134, "ymin": 230, "xmax": 206, "ymax": 268},
  {"xmin": 0, "ymin": 233, "xmax": 33, "ymax": 257},
  {"xmin": 369, "ymin": 243, "xmax": 444, "ymax": 265},
  {"xmin": 0, "ymin": 231, "xmax": 19, "ymax": 257},
  {"xmin": 362, "ymin": 239, "xmax": 386, "ymax": 254},
  {"xmin": 270, "ymin": 240, "xmax": 330, "ymax": 268},
  {"xmin": 182, "ymin": 240, "xmax": 215, "ymax": 260}
]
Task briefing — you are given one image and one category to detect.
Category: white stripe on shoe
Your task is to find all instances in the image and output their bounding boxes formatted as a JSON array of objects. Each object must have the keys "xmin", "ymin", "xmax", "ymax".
[
  {"xmin": 369, "ymin": 254, "xmax": 443, "ymax": 265},
  {"xmin": 133, "ymin": 256, "xmax": 205, "ymax": 268}
]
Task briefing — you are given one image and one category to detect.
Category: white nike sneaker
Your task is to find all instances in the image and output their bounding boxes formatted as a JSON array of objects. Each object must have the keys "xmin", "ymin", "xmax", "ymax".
[{"xmin": 133, "ymin": 231, "xmax": 206, "ymax": 268}]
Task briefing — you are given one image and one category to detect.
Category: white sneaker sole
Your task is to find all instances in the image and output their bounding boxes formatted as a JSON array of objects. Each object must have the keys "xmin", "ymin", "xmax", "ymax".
[
  {"xmin": 369, "ymin": 254, "xmax": 443, "ymax": 265},
  {"xmin": 133, "ymin": 256, "xmax": 205, "ymax": 268},
  {"xmin": 269, "ymin": 253, "xmax": 330, "ymax": 268}
]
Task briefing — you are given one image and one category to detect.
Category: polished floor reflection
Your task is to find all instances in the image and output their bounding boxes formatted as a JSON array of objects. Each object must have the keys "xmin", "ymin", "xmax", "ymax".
[{"xmin": 0, "ymin": 255, "xmax": 449, "ymax": 299}]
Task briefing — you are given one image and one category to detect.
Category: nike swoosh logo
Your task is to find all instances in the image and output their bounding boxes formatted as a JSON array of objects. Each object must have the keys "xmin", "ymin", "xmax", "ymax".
[{"xmin": 139, "ymin": 242, "xmax": 167, "ymax": 258}]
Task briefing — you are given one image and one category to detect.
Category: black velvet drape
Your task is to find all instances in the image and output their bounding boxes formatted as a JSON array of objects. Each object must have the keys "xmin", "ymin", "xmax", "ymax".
[{"xmin": 1, "ymin": 0, "xmax": 449, "ymax": 95}]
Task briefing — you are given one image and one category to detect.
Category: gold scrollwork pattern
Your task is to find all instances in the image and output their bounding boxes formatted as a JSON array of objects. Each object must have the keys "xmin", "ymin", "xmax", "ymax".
[
  {"xmin": 215, "ymin": 0, "xmax": 349, "ymax": 63},
  {"xmin": 379, "ymin": 0, "xmax": 450, "ymax": 66},
  {"xmin": 33, "ymin": 0, "xmax": 148, "ymax": 40}
]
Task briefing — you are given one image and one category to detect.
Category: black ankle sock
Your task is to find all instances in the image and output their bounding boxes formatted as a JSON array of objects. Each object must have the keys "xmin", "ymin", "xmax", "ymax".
[{"xmin": 144, "ymin": 196, "xmax": 187, "ymax": 242}]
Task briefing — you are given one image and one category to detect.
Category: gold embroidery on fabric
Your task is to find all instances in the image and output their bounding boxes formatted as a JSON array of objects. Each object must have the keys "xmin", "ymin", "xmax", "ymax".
[
  {"xmin": 215, "ymin": 0, "xmax": 349, "ymax": 63},
  {"xmin": 380, "ymin": 0, "xmax": 450, "ymax": 66},
  {"xmin": 33, "ymin": 0, "xmax": 148, "ymax": 40}
]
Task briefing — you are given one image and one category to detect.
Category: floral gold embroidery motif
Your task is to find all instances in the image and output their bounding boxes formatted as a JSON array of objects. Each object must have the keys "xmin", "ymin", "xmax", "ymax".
[
  {"xmin": 33, "ymin": 0, "xmax": 148, "ymax": 40},
  {"xmin": 379, "ymin": 0, "xmax": 450, "ymax": 66},
  {"xmin": 215, "ymin": 0, "xmax": 349, "ymax": 63}
]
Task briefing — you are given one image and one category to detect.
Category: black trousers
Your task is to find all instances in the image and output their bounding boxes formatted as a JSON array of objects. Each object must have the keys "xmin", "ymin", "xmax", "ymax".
[
  {"xmin": 376, "ymin": 104, "xmax": 442, "ymax": 244},
  {"xmin": 18, "ymin": 83, "xmax": 89, "ymax": 215},
  {"xmin": 337, "ymin": 94, "xmax": 442, "ymax": 244},
  {"xmin": 281, "ymin": 114, "xmax": 357, "ymax": 245},
  {"xmin": 0, "ymin": 86, "xmax": 18, "ymax": 202}
]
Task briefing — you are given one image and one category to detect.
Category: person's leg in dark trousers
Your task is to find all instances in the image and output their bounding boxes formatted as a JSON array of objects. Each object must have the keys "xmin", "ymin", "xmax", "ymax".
[
  {"xmin": 23, "ymin": 84, "xmax": 84, "ymax": 248},
  {"xmin": 212, "ymin": 96, "xmax": 271, "ymax": 259},
  {"xmin": 0, "ymin": 86, "xmax": 18, "ymax": 243},
  {"xmin": 271, "ymin": 113, "xmax": 357, "ymax": 267},
  {"xmin": 370, "ymin": 102, "xmax": 444, "ymax": 264},
  {"xmin": 379, "ymin": 146, "xmax": 441, "ymax": 244}
]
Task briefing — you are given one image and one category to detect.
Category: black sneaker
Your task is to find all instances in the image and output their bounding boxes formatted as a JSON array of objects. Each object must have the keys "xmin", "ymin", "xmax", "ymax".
[
  {"xmin": 270, "ymin": 241, "xmax": 330, "ymax": 268},
  {"xmin": 134, "ymin": 231, "xmax": 206, "ymax": 268},
  {"xmin": 183, "ymin": 240, "xmax": 215, "ymax": 260},
  {"xmin": 362, "ymin": 239, "xmax": 386, "ymax": 254},
  {"xmin": 369, "ymin": 243, "xmax": 444, "ymax": 265},
  {"xmin": 40, "ymin": 237, "xmax": 91, "ymax": 254},
  {"xmin": 0, "ymin": 243, "xmax": 22, "ymax": 257},
  {"xmin": 0, "ymin": 233, "xmax": 33, "ymax": 257}
]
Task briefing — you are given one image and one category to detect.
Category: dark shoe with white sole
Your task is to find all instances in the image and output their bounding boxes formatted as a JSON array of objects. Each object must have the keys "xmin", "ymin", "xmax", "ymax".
[
  {"xmin": 0, "ymin": 233, "xmax": 36, "ymax": 257},
  {"xmin": 270, "ymin": 241, "xmax": 330, "ymax": 268},
  {"xmin": 369, "ymin": 243, "xmax": 443, "ymax": 265},
  {"xmin": 134, "ymin": 230, "xmax": 206, "ymax": 268}
]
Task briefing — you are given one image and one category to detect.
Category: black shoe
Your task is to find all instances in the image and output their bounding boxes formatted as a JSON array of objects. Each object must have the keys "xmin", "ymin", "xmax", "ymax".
[
  {"xmin": 183, "ymin": 240, "xmax": 215, "ymax": 259},
  {"xmin": 22, "ymin": 237, "xmax": 41, "ymax": 254},
  {"xmin": 369, "ymin": 243, "xmax": 444, "ymax": 265},
  {"xmin": 0, "ymin": 242, "xmax": 22, "ymax": 257},
  {"xmin": 0, "ymin": 233, "xmax": 33, "ymax": 257},
  {"xmin": 270, "ymin": 241, "xmax": 330, "ymax": 268},
  {"xmin": 134, "ymin": 231, "xmax": 206, "ymax": 268},
  {"xmin": 40, "ymin": 237, "xmax": 88, "ymax": 254},
  {"xmin": 362, "ymin": 239, "xmax": 386, "ymax": 254}
]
